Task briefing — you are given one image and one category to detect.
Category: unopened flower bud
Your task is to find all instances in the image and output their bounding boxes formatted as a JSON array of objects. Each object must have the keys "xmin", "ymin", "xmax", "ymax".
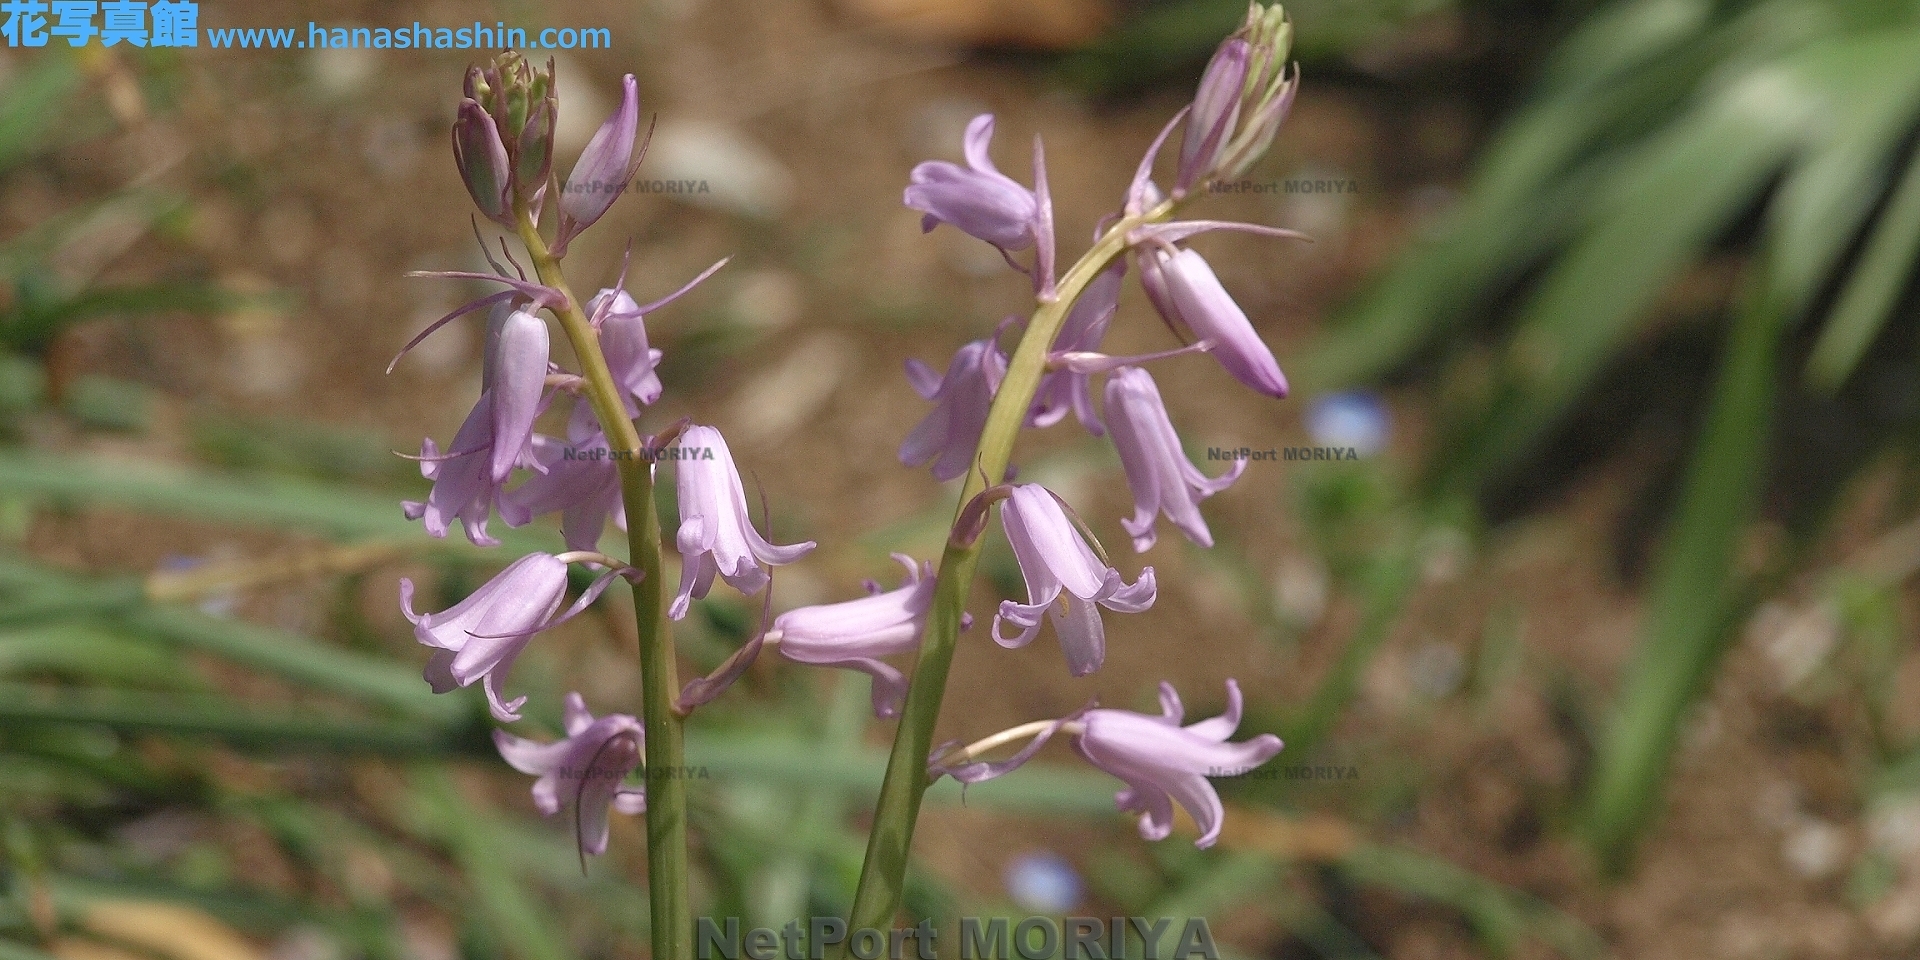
[
  {"xmin": 454, "ymin": 99, "xmax": 512, "ymax": 224},
  {"xmin": 1175, "ymin": 3, "xmax": 1297, "ymax": 193},
  {"xmin": 558, "ymin": 74, "xmax": 643, "ymax": 252}
]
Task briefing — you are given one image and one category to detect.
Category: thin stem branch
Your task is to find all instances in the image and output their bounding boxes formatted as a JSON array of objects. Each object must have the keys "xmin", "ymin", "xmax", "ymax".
[{"xmin": 514, "ymin": 205, "xmax": 690, "ymax": 960}]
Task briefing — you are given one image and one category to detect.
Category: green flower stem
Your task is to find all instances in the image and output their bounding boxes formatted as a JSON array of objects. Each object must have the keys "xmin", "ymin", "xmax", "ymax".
[
  {"xmin": 515, "ymin": 210, "xmax": 690, "ymax": 960},
  {"xmin": 845, "ymin": 202, "xmax": 1170, "ymax": 933}
]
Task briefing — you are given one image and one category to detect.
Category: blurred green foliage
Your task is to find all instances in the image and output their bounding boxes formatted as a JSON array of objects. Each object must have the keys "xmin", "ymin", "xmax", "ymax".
[{"xmin": 1288, "ymin": 0, "xmax": 1920, "ymax": 872}]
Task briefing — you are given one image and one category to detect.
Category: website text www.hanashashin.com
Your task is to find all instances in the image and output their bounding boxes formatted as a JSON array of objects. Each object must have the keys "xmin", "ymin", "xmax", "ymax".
[{"xmin": 0, "ymin": 2, "xmax": 610, "ymax": 50}]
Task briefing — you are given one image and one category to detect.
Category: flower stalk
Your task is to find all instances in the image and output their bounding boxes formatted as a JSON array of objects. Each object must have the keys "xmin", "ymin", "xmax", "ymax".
[
  {"xmin": 513, "ymin": 203, "xmax": 692, "ymax": 960},
  {"xmin": 844, "ymin": 199, "xmax": 1170, "ymax": 933}
]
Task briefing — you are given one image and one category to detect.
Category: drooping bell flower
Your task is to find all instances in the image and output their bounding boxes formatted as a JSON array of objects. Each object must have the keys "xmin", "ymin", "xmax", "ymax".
[
  {"xmin": 498, "ymin": 430, "xmax": 626, "ymax": 553},
  {"xmin": 400, "ymin": 552, "xmax": 621, "ymax": 721},
  {"xmin": 669, "ymin": 425, "xmax": 816, "ymax": 620},
  {"xmin": 494, "ymin": 692, "xmax": 646, "ymax": 857},
  {"xmin": 993, "ymin": 484, "xmax": 1155, "ymax": 676},
  {"xmin": 489, "ymin": 306, "xmax": 551, "ymax": 482},
  {"xmin": 771, "ymin": 555, "xmax": 937, "ymax": 718},
  {"xmin": 1104, "ymin": 366, "xmax": 1244, "ymax": 551},
  {"xmin": 1135, "ymin": 243, "xmax": 1289, "ymax": 398},
  {"xmin": 558, "ymin": 74, "xmax": 644, "ymax": 253},
  {"xmin": 404, "ymin": 390, "xmax": 506, "ymax": 547},
  {"xmin": 929, "ymin": 680, "xmax": 1282, "ymax": 849},
  {"xmin": 1029, "ymin": 263, "xmax": 1122, "ymax": 436},
  {"xmin": 904, "ymin": 114, "xmax": 1040, "ymax": 253},
  {"xmin": 587, "ymin": 287, "xmax": 664, "ymax": 414},
  {"xmin": 901, "ymin": 338, "xmax": 1007, "ymax": 483},
  {"xmin": 1077, "ymin": 680, "xmax": 1282, "ymax": 848}
]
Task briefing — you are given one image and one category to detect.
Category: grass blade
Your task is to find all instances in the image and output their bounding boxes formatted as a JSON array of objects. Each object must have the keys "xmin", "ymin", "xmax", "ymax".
[{"xmin": 1579, "ymin": 264, "xmax": 1786, "ymax": 872}]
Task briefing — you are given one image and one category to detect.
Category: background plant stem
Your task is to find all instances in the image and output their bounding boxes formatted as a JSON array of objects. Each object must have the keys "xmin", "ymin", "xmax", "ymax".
[{"xmin": 516, "ymin": 210, "xmax": 690, "ymax": 960}]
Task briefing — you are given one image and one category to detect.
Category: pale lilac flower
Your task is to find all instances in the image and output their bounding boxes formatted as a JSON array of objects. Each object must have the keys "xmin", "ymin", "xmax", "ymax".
[
  {"xmin": 904, "ymin": 114, "xmax": 1039, "ymax": 253},
  {"xmin": 494, "ymin": 692, "xmax": 646, "ymax": 857},
  {"xmin": 400, "ymin": 553, "xmax": 619, "ymax": 721},
  {"xmin": 558, "ymin": 74, "xmax": 644, "ymax": 252},
  {"xmin": 588, "ymin": 287, "xmax": 664, "ymax": 414},
  {"xmin": 404, "ymin": 391, "xmax": 506, "ymax": 547},
  {"xmin": 994, "ymin": 484, "xmax": 1155, "ymax": 676},
  {"xmin": 1104, "ymin": 366, "xmax": 1244, "ymax": 551},
  {"xmin": 927, "ymin": 679, "xmax": 1279, "ymax": 847},
  {"xmin": 771, "ymin": 554, "xmax": 937, "ymax": 718},
  {"xmin": 669, "ymin": 425, "xmax": 816, "ymax": 620},
  {"xmin": 1136, "ymin": 245, "xmax": 1289, "ymax": 398},
  {"xmin": 499, "ymin": 431, "xmax": 626, "ymax": 553},
  {"xmin": 489, "ymin": 307, "xmax": 551, "ymax": 482},
  {"xmin": 901, "ymin": 338, "xmax": 1007, "ymax": 482},
  {"xmin": 1076, "ymin": 679, "xmax": 1282, "ymax": 848},
  {"xmin": 1029, "ymin": 264, "xmax": 1122, "ymax": 436}
]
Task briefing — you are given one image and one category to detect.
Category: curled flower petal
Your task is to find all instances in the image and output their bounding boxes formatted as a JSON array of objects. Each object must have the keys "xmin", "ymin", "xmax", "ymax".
[
  {"xmin": 493, "ymin": 692, "xmax": 645, "ymax": 857},
  {"xmin": 991, "ymin": 484, "xmax": 1154, "ymax": 676},
  {"xmin": 904, "ymin": 114, "xmax": 1039, "ymax": 253},
  {"xmin": 1074, "ymin": 679, "xmax": 1283, "ymax": 848},
  {"xmin": 401, "ymin": 553, "xmax": 571, "ymax": 721},
  {"xmin": 403, "ymin": 391, "xmax": 506, "ymax": 547}
]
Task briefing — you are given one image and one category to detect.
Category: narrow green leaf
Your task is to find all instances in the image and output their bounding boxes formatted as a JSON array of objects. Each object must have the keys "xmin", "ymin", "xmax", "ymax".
[
  {"xmin": 1805, "ymin": 148, "xmax": 1920, "ymax": 391},
  {"xmin": 1339, "ymin": 844, "xmax": 1604, "ymax": 959},
  {"xmin": 1280, "ymin": 530, "xmax": 1421, "ymax": 759},
  {"xmin": 1768, "ymin": 30, "xmax": 1920, "ymax": 318},
  {"xmin": 1580, "ymin": 264, "xmax": 1786, "ymax": 872},
  {"xmin": 0, "ymin": 56, "xmax": 81, "ymax": 174},
  {"xmin": 0, "ymin": 623, "xmax": 199, "ymax": 687},
  {"xmin": 0, "ymin": 449, "xmax": 556, "ymax": 555},
  {"xmin": 0, "ymin": 683, "xmax": 485, "ymax": 756},
  {"xmin": 0, "ymin": 557, "xmax": 462, "ymax": 721},
  {"xmin": 1433, "ymin": 66, "xmax": 1808, "ymax": 493},
  {"xmin": 124, "ymin": 605, "xmax": 464, "ymax": 723}
]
